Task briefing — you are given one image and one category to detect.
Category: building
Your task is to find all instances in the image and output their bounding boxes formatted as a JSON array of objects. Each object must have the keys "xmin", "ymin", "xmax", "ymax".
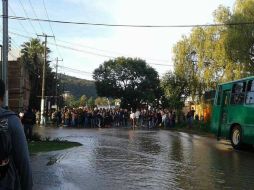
[{"xmin": 8, "ymin": 60, "xmax": 30, "ymax": 113}]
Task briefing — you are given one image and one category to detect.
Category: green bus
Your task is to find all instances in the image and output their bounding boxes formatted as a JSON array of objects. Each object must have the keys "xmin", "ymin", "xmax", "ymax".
[{"xmin": 211, "ymin": 76, "xmax": 254, "ymax": 149}]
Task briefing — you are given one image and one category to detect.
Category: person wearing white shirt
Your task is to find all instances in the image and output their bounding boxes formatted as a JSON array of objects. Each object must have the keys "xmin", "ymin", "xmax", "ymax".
[{"xmin": 130, "ymin": 111, "xmax": 135, "ymax": 129}]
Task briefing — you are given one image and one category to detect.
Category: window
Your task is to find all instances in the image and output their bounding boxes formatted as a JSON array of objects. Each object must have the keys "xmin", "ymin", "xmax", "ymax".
[
  {"xmin": 230, "ymin": 82, "xmax": 246, "ymax": 105},
  {"xmin": 246, "ymin": 80, "xmax": 254, "ymax": 104},
  {"xmin": 216, "ymin": 86, "xmax": 222, "ymax": 105},
  {"xmin": 223, "ymin": 91, "xmax": 230, "ymax": 106}
]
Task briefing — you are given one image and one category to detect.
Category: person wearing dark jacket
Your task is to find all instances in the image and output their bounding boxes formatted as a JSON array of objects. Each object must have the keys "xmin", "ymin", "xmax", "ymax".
[
  {"xmin": 0, "ymin": 80, "xmax": 33, "ymax": 190},
  {"xmin": 22, "ymin": 107, "xmax": 36, "ymax": 141}
]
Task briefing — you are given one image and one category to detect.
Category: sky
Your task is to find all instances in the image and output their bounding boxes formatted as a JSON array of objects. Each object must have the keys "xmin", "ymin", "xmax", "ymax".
[{"xmin": 2, "ymin": 0, "xmax": 235, "ymax": 80}]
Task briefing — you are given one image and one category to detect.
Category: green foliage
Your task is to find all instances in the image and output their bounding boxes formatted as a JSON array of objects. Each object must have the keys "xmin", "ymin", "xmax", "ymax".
[
  {"xmin": 171, "ymin": 0, "xmax": 254, "ymax": 106},
  {"xmin": 79, "ymin": 95, "xmax": 87, "ymax": 107},
  {"xmin": 20, "ymin": 38, "xmax": 55, "ymax": 109},
  {"xmin": 93, "ymin": 57, "xmax": 160, "ymax": 109},
  {"xmin": 64, "ymin": 94, "xmax": 97, "ymax": 108},
  {"xmin": 213, "ymin": 5, "xmax": 231, "ymax": 23},
  {"xmin": 61, "ymin": 74, "xmax": 97, "ymax": 98},
  {"xmin": 65, "ymin": 95, "xmax": 79, "ymax": 107},
  {"xmin": 28, "ymin": 141, "xmax": 82, "ymax": 154},
  {"xmin": 160, "ymin": 71, "xmax": 189, "ymax": 110},
  {"xmin": 95, "ymin": 97, "xmax": 108, "ymax": 106},
  {"xmin": 87, "ymin": 97, "xmax": 95, "ymax": 107},
  {"xmin": 94, "ymin": 97, "xmax": 120, "ymax": 107},
  {"xmin": 225, "ymin": 0, "xmax": 254, "ymax": 76}
]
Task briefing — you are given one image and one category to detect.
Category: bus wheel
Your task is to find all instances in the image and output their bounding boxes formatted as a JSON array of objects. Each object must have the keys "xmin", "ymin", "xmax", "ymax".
[{"xmin": 230, "ymin": 125, "xmax": 242, "ymax": 149}]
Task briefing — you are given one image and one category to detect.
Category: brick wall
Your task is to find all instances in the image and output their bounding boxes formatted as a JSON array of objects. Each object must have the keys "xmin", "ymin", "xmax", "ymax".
[{"xmin": 8, "ymin": 60, "xmax": 30, "ymax": 113}]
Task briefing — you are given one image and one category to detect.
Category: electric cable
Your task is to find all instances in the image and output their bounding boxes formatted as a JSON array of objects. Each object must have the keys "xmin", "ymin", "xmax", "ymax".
[
  {"xmin": 8, "ymin": 4, "xmax": 30, "ymax": 34},
  {"xmin": 28, "ymin": 0, "xmax": 45, "ymax": 33},
  {"xmin": 6, "ymin": 15, "xmax": 254, "ymax": 28},
  {"xmin": 9, "ymin": 30, "xmax": 173, "ymax": 67},
  {"xmin": 55, "ymin": 38, "xmax": 170, "ymax": 63},
  {"xmin": 42, "ymin": 0, "xmax": 63, "ymax": 59},
  {"xmin": 16, "ymin": 0, "xmax": 38, "ymax": 34}
]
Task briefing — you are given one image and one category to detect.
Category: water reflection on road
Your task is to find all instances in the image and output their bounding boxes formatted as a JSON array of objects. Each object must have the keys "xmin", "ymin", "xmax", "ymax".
[{"xmin": 32, "ymin": 127, "xmax": 254, "ymax": 190}]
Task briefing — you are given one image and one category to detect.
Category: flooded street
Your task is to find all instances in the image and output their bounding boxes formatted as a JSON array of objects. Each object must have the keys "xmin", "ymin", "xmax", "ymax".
[{"xmin": 32, "ymin": 127, "xmax": 254, "ymax": 190}]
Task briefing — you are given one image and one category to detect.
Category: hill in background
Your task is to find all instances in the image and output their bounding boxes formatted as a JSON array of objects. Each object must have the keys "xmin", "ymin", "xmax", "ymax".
[{"xmin": 61, "ymin": 74, "xmax": 97, "ymax": 98}]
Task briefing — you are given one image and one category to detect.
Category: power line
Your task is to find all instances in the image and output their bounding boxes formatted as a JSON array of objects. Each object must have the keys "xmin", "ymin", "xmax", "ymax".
[
  {"xmin": 8, "ymin": 52, "xmax": 18, "ymax": 60},
  {"xmin": 49, "ymin": 42, "xmax": 172, "ymax": 66},
  {"xmin": 28, "ymin": 0, "xmax": 45, "ymax": 33},
  {"xmin": 59, "ymin": 65, "xmax": 166, "ymax": 77},
  {"xmin": 56, "ymin": 38, "xmax": 170, "ymax": 63},
  {"xmin": 8, "ymin": 28, "xmax": 170, "ymax": 64},
  {"xmin": 8, "ymin": 4, "xmax": 30, "ymax": 34},
  {"xmin": 42, "ymin": 0, "xmax": 63, "ymax": 59},
  {"xmin": 7, "ymin": 38, "xmax": 165, "ymax": 78},
  {"xmin": 42, "ymin": 0, "xmax": 54, "ymax": 36},
  {"xmin": 6, "ymin": 15, "xmax": 254, "ymax": 28},
  {"xmin": 47, "ymin": 42, "xmax": 172, "ymax": 66},
  {"xmin": 51, "ymin": 42, "xmax": 114, "ymax": 59},
  {"xmin": 16, "ymin": 0, "xmax": 38, "ymax": 34},
  {"xmin": 10, "ymin": 38, "xmax": 21, "ymax": 50},
  {"xmin": 8, "ymin": 30, "xmax": 32, "ymax": 39},
  {"xmin": 8, "ymin": 30, "xmax": 173, "ymax": 67},
  {"xmin": 58, "ymin": 65, "xmax": 93, "ymax": 75},
  {"xmin": 59, "ymin": 69, "xmax": 93, "ymax": 76}
]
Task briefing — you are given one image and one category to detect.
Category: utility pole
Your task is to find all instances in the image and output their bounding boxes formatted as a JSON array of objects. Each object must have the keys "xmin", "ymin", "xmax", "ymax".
[
  {"xmin": 2, "ymin": 0, "xmax": 8, "ymax": 108},
  {"xmin": 37, "ymin": 34, "xmax": 54, "ymax": 125},
  {"xmin": 55, "ymin": 57, "xmax": 63, "ymax": 111},
  {"xmin": 0, "ymin": 45, "xmax": 3, "ymax": 79}
]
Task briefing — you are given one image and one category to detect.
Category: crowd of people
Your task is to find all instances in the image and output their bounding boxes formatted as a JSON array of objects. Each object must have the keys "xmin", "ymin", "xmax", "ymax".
[
  {"xmin": 45, "ymin": 107, "xmax": 178, "ymax": 129},
  {"xmin": 18, "ymin": 105, "xmax": 199, "ymax": 142}
]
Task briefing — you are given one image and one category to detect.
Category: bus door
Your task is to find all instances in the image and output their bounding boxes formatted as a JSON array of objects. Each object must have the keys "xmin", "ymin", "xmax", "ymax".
[{"xmin": 218, "ymin": 90, "xmax": 231, "ymax": 137}]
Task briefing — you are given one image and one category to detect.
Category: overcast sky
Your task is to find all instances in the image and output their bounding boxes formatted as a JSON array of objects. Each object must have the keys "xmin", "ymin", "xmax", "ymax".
[{"xmin": 3, "ymin": 0, "xmax": 235, "ymax": 80}]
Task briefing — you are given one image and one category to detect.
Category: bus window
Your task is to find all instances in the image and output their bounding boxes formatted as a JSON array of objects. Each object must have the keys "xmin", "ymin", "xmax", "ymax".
[
  {"xmin": 223, "ymin": 92, "xmax": 230, "ymax": 105},
  {"xmin": 246, "ymin": 80, "xmax": 254, "ymax": 104},
  {"xmin": 216, "ymin": 86, "xmax": 222, "ymax": 105},
  {"xmin": 230, "ymin": 82, "xmax": 246, "ymax": 105}
]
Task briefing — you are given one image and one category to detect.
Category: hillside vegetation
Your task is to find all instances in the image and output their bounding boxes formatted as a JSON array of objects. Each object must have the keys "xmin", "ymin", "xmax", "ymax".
[{"xmin": 61, "ymin": 74, "xmax": 97, "ymax": 98}]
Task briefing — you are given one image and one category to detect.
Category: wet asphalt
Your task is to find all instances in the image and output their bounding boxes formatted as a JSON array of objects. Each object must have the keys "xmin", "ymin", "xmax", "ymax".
[{"xmin": 31, "ymin": 127, "xmax": 254, "ymax": 190}]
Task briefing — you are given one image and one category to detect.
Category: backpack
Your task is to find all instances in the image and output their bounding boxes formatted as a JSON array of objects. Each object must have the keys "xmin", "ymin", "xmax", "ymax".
[{"xmin": 0, "ymin": 115, "xmax": 12, "ymax": 180}]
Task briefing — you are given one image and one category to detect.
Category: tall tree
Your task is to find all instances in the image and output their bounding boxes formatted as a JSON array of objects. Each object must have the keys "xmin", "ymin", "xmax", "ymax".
[
  {"xmin": 93, "ymin": 57, "xmax": 160, "ymax": 109},
  {"xmin": 226, "ymin": 0, "xmax": 254, "ymax": 76},
  {"xmin": 169, "ymin": 0, "xmax": 254, "ymax": 108},
  {"xmin": 160, "ymin": 71, "xmax": 189, "ymax": 110},
  {"xmin": 20, "ymin": 38, "xmax": 55, "ymax": 109},
  {"xmin": 173, "ymin": 36, "xmax": 199, "ymax": 101},
  {"xmin": 173, "ymin": 6, "xmax": 236, "ymax": 102}
]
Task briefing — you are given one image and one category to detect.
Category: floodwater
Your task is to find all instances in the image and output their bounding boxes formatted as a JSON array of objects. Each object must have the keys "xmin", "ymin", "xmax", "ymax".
[{"xmin": 31, "ymin": 127, "xmax": 254, "ymax": 190}]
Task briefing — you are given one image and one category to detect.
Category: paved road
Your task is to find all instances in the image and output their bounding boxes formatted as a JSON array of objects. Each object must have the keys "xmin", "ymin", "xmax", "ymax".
[{"xmin": 31, "ymin": 127, "xmax": 254, "ymax": 190}]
